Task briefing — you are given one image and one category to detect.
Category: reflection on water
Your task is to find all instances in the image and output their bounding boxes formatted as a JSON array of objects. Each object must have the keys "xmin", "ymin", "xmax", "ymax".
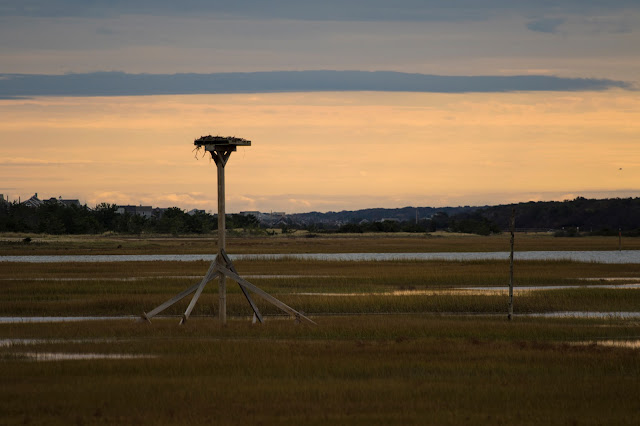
[
  {"xmin": 461, "ymin": 283, "xmax": 640, "ymax": 291},
  {"xmin": 526, "ymin": 312, "xmax": 640, "ymax": 319},
  {"xmin": 2, "ymin": 250, "xmax": 640, "ymax": 264},
  {"xmin": 0, "ymin": 338, "xmax": 154, "ymax": 362},
  {"xmin": 0, "ymin": 316, "xmax": 139, "ymax": 323},
  {"xmin": 2, "ymin": 311, "xmax": 639, "ymax": 324},
  {"xmin": 14, "ymin": 352, "xmax": 153, "ymax": 361},
  {"xmin": 0, "ymin": 338, "xmax": 117, "ymax": 347},
  {"xmin": 295, "ymin": 283, "xmax": 640, "ymax": 297},
  {"xmin": 573, "ymin": 340, "xmax": 640, "ymax": 349},
  {"xmin": 0, "ymin": 275, "xmax": 322, "ymax": 282}
]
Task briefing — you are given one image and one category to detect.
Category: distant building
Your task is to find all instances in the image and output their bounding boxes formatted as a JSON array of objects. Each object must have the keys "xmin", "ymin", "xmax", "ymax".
[
  {"xmin": 240, "ymin": 211, "xmax": 261, "ymax": 217},
  {"xmin": 187, "ymin": 209, "xmax": 206, "ymax": 216},
  {"xmin": 136, "ymin": 206, "xmax": 153, "ymax": 218},
  {"xmin": 0, "ymin": 194, "xmax": 5, "ymax": 204},
  {"xmin": 20, "ymin": 193, "xmax": 82, "ymax": 208},
  {"xmin": 22, "ymin": 193, "xmax": 43, "ymax": 208},
  {"xmin": 59, "ymin": 198, "xmax": 81, "ymax": 207},
  {"xmin": 275, "ymin": 219, "xmax": 289, "ymax": 227},
  {"xmin": 116, "ymin": 205, "xmax": 153, "ymax": 218},
  {"xmin": 116, "ymin": 205, "xmax": 135, "ymax": 215},
  {"xmin": 46, "ymin": 196, "xmax": 81, "ymax": 207},
  {"xmin": 153, "ymin": 207, "xmax": 168, "ymax": 217}
]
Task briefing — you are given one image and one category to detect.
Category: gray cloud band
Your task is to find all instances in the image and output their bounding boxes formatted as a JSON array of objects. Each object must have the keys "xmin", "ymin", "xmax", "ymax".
[{"xmin": 0, "ymin": 71, "xmax": 632, "ymax": 99}]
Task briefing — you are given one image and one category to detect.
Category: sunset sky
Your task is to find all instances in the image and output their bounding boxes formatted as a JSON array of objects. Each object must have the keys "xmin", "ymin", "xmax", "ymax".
[{"xmin": 1, "ymin": 1, "xmax": 639, "ymax": 213}]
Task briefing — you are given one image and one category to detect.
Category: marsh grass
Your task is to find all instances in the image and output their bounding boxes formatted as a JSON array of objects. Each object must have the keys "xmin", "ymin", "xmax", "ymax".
[
  {"xmin": 1, "ymin": 316, "xmax": 639, "ymax": 425},
  {"xmin": 4, "ymin": 258, "xmax": 639, "ymax": 283},
  {"xmin": 2, "ymin": 235, "xmax": 639, "ymax": 423},
  {"xmin": 3, "ymin": 287, "xmax": 640, "ymax": 317},
  {"xmin": 2, "ymin": 258, "xmax": 640, "ymax": 316},
  {"xmin": 2, "ymin": 233, "xmax": 638, "ymax": 256}
]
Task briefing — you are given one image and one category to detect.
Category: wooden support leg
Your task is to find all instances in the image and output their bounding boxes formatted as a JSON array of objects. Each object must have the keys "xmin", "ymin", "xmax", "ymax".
[
  {"xmin": 219, "ymin": 274, "xmax": 226, "ymax": 325},
  {"xmin": 215, "ymin": 263, "xmax": 316, "ymax": 325},
  {"xmin": 180, "ymin": 264, "xmax": 221, "ymax": 325},
  {"xmin": 143, "ymin": 256, "xmax": 219, "ymax": 324},
  {"xmin": 142, "ymin": 282, "xmax": 201, "ymax": 322},
  {"xmin": 143, "ymin": 247, "xmax": 311, "ymax": 326},
  {"xmin": 219, "ymin": 249, "xmax": 264, "ymax": 323}
]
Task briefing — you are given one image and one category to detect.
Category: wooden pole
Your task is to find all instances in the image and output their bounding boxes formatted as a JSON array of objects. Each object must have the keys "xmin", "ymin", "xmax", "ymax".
[
  {"xmin": 619, "ymin": 228, "xmax": 622, "ymax": 251},
  {"xmin": 508, "ymin": 207, "xmax": 515, "ymax": 320},
  {"xmin": 217, "ymin": 151, "xmax": 227, "ymax": 325},
  {"xmin": 144, "ymin": 136, "xmax": 314, "ymax": 326}
]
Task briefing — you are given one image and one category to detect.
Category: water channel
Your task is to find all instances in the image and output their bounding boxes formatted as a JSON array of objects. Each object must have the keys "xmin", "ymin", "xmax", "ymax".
[
  {"xmin": 2, "ymin": 250, "xmax": 640, "ymax": 263},
  {"xmin": 1, "ymin": 311, "xmax": 640, "ymax": 324}
]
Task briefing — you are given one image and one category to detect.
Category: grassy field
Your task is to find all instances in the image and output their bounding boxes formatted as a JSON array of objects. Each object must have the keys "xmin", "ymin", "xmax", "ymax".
[
  {"xmin": 1, "ymin": 317, "xmax": 639, "ymax": 425},
  {"xmin": 1, "ymin": 231, "xmax": 638, "ymax": 255},
  {"xmin": 1, "ymin": 234, "xmax": 639, "ymax": 424}
]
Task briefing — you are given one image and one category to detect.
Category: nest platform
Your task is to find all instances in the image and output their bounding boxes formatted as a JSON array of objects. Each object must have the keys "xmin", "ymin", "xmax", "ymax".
[{"xmin": 194, "ymin": 135, "xmax": 251, "ymax": 151}]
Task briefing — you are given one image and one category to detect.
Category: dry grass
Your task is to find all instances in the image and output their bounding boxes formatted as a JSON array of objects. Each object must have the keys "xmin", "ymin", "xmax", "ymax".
[
  {"xmin": 1, "ymin": 316, "xmax": 639, "ymax": 425},
  {"xmin": 1, "ymin": 235, "xmax": 639, "ymax": 424},
  {"xmin": 2, "ymin": 233, "xmax": 638, "ymax": 255},
  {"xmin": 2, "ymin": 257, "xmax": 640, "ymax": 316}
]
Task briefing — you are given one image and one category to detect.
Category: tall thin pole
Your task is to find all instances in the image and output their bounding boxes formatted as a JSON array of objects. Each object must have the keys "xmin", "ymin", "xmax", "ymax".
[
  {"xmin": 217, "ymin": 153, "xmax": 227, "ymax": 325},
  {"xmin": 619, "ymin": 227, "xmax": 622, "ymax": 251},
  {"xmin": 143, "ymin": 136, "xmax": 316, "ymax": 325},
  {"xmin": 508, "ymin": 207, "xmax": 515, "ymax": 320}
]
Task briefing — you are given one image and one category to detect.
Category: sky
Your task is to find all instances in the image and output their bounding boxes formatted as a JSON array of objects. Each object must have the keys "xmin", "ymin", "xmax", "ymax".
[{"xmin": 1, "ymin": 1, "xmax": 639, "ymax": 213}]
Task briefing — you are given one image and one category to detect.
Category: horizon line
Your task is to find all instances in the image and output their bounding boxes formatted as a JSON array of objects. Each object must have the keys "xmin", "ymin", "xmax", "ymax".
[{"xmin": 5, "ymin": 193, "xmax": 640, "ymax": 215}]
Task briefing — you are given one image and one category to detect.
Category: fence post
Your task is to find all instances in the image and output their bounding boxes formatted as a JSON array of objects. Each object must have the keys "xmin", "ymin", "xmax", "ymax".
[{"xmin": 508, "ymin": 207, "xmax": 515, "ymax": 320}]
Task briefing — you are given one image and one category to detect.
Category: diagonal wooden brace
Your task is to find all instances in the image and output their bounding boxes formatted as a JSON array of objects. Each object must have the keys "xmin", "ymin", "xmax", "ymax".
[
  {"xmin": 180, "ymin": 258, "xmax": 222, "ymax": 324},
  {"xmin": 141, "ymin": 282, "xmax": 201, "ymax": 323},
  {"xmin": 214, "ymin": 263, "xmax": 316, "ymax": 325},
  {"xmin": 219, "ymin": 249, "xmax": 264, "ymax": 323},
  {"xmin": 142, "ymin": 255, "xmax": 220, "ymax": 323}
]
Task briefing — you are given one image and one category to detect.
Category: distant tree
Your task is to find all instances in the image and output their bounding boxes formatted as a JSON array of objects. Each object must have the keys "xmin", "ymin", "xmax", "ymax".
[
  {"xmin": 227, "ymin": 214, "xmax": 259, "ymax": 230},
  {"xmin": 92, "ymin": 203, "xmax": 119, "ymax": 232},
  {"xmin": 155, "ymin": 207, "xmax": 187, "ymax": 235},
  {"xmin": 337, "ymin": 223, "xmax": 364, "ymax": 233}
]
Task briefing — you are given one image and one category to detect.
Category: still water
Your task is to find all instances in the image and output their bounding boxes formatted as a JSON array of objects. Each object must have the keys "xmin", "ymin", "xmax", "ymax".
[
  {"xmin": 2, "ymin": 250, "xmax": 640, "ymax": 264},
  {"xmin": 1, "ymin": 312, "xmax": 640, "ymax": 324}
]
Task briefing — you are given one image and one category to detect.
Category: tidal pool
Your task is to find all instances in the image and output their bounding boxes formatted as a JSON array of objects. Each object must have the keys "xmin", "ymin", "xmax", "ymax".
[
  {"xmin": 526, "ymin": 312, "xmax": 640, "ymax": 319},
  {"xmin": 576, "ymin": 340, "xmax": 640, "ymax": 349},
  {"xmin": 12, "ymin": 352, "xmax": 154, "ymax": 361}
]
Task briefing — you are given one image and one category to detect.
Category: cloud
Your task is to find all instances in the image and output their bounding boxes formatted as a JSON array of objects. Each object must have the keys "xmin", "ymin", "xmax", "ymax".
[
  {"xmin": 0, "ymin": 71, "xmax": 632, "ymax": 98},
  {"xmin": 87, "ymin": 191, "xmax": 215, "ymax": 209},
  {"xmin": 0, "ymin": 157, "xmax": 96, "ymax": 166},
  {"xmin": 95, "ymin": 26, "xmax": 116, "ymax": 35},
  {"xmin": 527, "ymin": 17, "xmax": 566, "ymax": 34},
  {"xmin": 3, "ymin": 1, "xmax": 638, "ymax": 21}
]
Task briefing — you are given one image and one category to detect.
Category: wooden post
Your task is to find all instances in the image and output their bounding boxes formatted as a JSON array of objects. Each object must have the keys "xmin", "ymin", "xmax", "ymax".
[
  {"xmin": 508, "ymin": 207, "xmax": 515, "ymax": 320},
  {"xmin": 143, "ymin": 136, "xmax": 314, "ymax": 326},
  {"xmin": 216, "ymin": 151, "xmax": 227, "ymax": 325},
  {"xmin": 619, "ymin": 228, "xmax": 622, "ymax": 251}
]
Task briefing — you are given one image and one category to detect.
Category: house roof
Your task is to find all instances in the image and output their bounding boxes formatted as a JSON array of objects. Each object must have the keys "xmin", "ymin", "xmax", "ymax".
[{"xmin": 23, "ymin": 194, "xmax": 42, "ymax": 208}]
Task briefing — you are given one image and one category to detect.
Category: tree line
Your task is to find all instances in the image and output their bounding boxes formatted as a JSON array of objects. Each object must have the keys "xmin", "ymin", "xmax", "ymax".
[
  {"xmin": 317, "ymin": 197, "xmax": 640, "ymax": 236},
  {"xmin": 1, "ymin": 196, "xmax": 638, "ymax": 236},
  {"xmin": 332, "ymin": 211, "xmax": 500, "ymax": 235},
  {"xmin": 473, "ymin": 197, "xmax": 640, "ymax": 236},
  {"xmin": 0, "ymin": 202, "xmax": 259, "ymax": 235}
]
